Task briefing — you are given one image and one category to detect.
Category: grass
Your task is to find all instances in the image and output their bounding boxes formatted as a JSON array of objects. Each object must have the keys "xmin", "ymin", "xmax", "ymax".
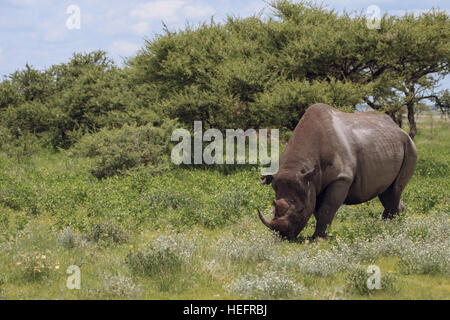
[{"xmin": 0, "ymin": 117, "xmax": 448, "ymax": 300}]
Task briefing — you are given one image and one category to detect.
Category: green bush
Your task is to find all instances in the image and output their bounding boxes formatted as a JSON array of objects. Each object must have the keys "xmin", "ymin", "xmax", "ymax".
[
  {"xmin": 0, "ymin": 79, "xmax": 23, "ymax": 110},
  {"xmin": 71, "ymin": 120, "xmax": 178, "ymax": 178},
  {"xmin": 88, "ymin": 221, "xmax": 129, "ymax": 244},
  {"xmin": 345, "ymin": 267, "xmax": 398, "ymax": 296},
  {"xmin": 415, "ymin": 159, "xmax": 449, "ymax": 178},
  {"xmin": 1, "ymin": 52, "xmax": 151, "ymax": 149},
  {"xmin": 228, "ymin": 272, "xmax": 305, "ymax": 299},
  {"xmin": 0, "ymin": 125, "xmax": 42, "ymax": 158},
  {"xmin": 103, "ymin": 273, "xmax": 141, "ymax": 298},
  {"xmin": 126, "ymin": 247, "xmax": 182, "ymax": 277}
]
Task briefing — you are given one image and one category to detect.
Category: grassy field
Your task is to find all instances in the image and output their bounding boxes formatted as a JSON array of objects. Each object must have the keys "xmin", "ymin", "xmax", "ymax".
[{"xmin": 0, "ymin": 117, "xmax": 448, "ymax": 300}]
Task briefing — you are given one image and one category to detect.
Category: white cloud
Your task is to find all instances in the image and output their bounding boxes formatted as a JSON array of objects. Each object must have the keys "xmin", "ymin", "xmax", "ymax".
[
  {"xmin": 8, "ymin": 0, "xmax": 34, "ymax": 6},
  {"xmin": 43, "ymin": 26, "xmax": 69, "ymax": 42},
  {"xmin": 388, "ymin": 8, "xmax": 450, "ymax": 16},
  {"xmin": 184, "ymin": 3, "xmax": 215, "ymax": 19},
  {"xmin": 130, "ymin": 0, "xmax": 186, "ymax": 21},
  {"xmin": 130, "ymin": 0, "xmax": 215, "ymax": 22},
  {"xmin": 131, "ymin": 22, "xmax": 150, "ymax": 36},
  {"xmin": 110, "ymin": 41, "xmax": 140, "ymax": 56}
]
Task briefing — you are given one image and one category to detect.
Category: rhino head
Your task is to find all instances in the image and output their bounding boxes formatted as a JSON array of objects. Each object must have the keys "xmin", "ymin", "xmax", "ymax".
[{"xmin": 258, "ymin": 167, "xmax": 317, "ymax": 240}]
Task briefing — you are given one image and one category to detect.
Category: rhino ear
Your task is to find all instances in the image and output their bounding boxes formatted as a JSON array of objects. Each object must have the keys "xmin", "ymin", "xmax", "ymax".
[{"xmin": 261, "ymin": 175, "xmax": 274, "ymax": 185}]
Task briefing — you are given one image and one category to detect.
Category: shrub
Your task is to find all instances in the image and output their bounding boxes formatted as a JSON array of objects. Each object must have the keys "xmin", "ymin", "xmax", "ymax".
[
  {"xmin": 345, "ymin": 267, "xmax": 398, "ymax": 296},
  {"xmin": 415, "ymin": 159, "xmax": 449, "ymax": 178},
  {"xmin": 57, "ymin": 227, "xmax": 82, "ymax": 249},
  {"xmin": 125, "ymin": 233, "xmax": 198, "ymax": 291},
  {"xmin": 274, "ymin": 243, "xmax": 358, "ymax": 277},
  {"xmin": 103, "ymin": 273, "xmax": 141, "ymax": 298},
  {"xmin": 228, "ymin": 272, "xmax": 306, "ymax": 299},
  {"xmin": 0, "ymin": 125, "xmax": 42, "ymax": 159},
  {"xmin": 13, "ymin": 249, "xmax": 56, "ymax": 281},
  {"xmin": 1, "ymin": 52, "xmax": 147, "ymax": 149},
  {"xmin": 71, "ymin": 120, "xmax": 178, "ymax": 178},
  {"xmin": 88, "ymin": 221, "xmax": 129, "ymax": 244},
  {"xmin": 0, "ymin": 79, "xmax": 23, "ymax": 110},
  {"xmin": 398, "ymin": 241, "xmax": 449, "ymax": 275},
  {"xmin": 142, "ymin": 189, "xmax": 194, "ymax": 211},
  {"xmin": 126, "ymin": 246, "xmax": 183, "ymax": 277},
  {"xmin": 0, "ymin": 170, "xmax": 40, "ymax": 215},
  {"xmin": 216, "ymin": 228, "xmax": 280, "ymax": 264}
]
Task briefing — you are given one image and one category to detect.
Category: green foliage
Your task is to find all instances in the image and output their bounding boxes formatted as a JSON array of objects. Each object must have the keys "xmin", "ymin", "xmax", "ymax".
[
  {"xmin": 57, "ymin": 227, "xmax": 82, "ymax": 249},
  {"xmin": 228, "ymin": 272, "xmax": 305, "ymax": 299},
  {"xmin": 0, "ymin": 125, "xmax": 42, "ymax": 158},
  {"xmin": 415, "ymin": 158, "xmax": 449, "ymax": 178},
  {"xmin": 345, "ymin": 267, "xmax": 398, "ymax": 296},
  {"xmin": 125, "ymin": 233, "xmax": 198, "ymax": 292},
  {"xmin": 9, "ymin": 64, "xmax": 53, "ymax": 103},
  {"xmin": 256, "ymin": 79, "xmax": 365, "ymax": 127},
  {"xmin": 0, "ymin": 79, "xmax": 23, "ymax": 110},
  {"xmin": 102, "ymin": 273, "xmax": 141, "ymax": 298},
  {"xmin": 128, "ymin": 8, "xmax": 375, "ymax": 130},
  {"xmin": 1, "ymin": 52, "xmax": 152, "ymax": 149},
  {"xmin": 88, "ymin": 221, "xmax": 129, "ymax": 244},
  {"xmin": 126, "ymin": 246, "xmax": 182, "ymax": 277},
  {"xmin": 71, "ymin": 120, "xmax": 178, "ymax": 178}
]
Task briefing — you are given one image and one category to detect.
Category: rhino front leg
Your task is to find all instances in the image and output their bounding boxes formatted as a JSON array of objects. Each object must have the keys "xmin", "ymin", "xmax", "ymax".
[{"xmin": 312, "ymin": 179, "xmax": 351, "ymax": 239}]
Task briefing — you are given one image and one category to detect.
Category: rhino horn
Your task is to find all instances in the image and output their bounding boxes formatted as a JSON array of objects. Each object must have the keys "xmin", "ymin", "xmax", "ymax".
[{"xmin": 257, "ymin": 208, "xmax": 273, "ymax": 229}]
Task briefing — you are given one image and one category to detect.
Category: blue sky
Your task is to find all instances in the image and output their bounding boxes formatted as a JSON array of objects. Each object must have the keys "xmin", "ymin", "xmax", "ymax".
[{"xmin": 0, "ymin": 0, "xmax": 449, "ymax": 89}]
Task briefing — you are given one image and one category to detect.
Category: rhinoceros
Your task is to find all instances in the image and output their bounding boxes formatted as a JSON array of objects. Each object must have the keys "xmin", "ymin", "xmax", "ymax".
[{"xmin": 258, "ymin": 103, "xmax": 417, "ymax": 240}]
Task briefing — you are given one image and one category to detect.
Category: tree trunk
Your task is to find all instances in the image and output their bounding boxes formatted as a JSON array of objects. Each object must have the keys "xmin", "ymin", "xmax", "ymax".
[
  {"xmin": 407, "ymin": 103, "xmax": 416, "ymax": 140},
  {"xmin": 386, "ymin": 110, "xmax": 402, "ymax": 128}
]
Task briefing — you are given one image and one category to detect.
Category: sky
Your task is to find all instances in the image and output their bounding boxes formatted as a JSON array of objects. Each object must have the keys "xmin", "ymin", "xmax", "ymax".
[{"xmin": 0, "ymin": 0, "xmax": 449, "ymax": 89}]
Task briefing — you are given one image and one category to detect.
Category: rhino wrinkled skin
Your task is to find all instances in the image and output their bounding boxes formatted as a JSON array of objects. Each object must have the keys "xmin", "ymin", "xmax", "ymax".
[{"xmin": 258, "ymin": 103, "xmax": 417, "ymax": 240}]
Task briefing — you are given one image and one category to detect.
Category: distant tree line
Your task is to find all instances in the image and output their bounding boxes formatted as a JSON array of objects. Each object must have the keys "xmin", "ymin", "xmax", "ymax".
[{"xmin": 0, "ymin": 0, "xmax": 448, "ymax": 153}]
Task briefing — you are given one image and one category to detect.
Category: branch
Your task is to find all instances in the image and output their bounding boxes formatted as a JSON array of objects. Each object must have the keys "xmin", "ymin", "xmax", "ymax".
[{"xmin": 363, "ymin": 97, "xmax": 383, "ymax": 110}]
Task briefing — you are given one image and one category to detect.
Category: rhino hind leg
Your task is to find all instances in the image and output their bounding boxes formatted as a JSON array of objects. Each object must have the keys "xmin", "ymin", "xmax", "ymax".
[
  {"xmin": 380, "ymin": 193, "xmax": 405, "ymax": 220},
  {"xmin": 379, "ymin": 147, "xmax": 416, "ymax": 220}
]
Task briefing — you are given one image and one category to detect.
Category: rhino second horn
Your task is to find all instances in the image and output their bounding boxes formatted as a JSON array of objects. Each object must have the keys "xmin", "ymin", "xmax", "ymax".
[{"xmin": 257, "ymin": 208, "xmax": 273, "ymax": 229}]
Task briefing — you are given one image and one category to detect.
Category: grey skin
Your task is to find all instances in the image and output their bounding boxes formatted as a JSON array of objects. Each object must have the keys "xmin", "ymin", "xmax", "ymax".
[{"xmin": 258, "ymin": 103, "xmax": 417, "ymax": 240}]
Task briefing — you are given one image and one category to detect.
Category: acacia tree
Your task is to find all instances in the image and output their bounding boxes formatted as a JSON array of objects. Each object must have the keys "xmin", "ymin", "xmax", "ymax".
[{"xmin": 365, "ymin": 10, "xmax": 449, "ymax": 139}]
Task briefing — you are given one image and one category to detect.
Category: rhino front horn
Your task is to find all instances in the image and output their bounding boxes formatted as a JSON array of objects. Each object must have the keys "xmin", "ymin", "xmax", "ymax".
[{"xmin": 257, "ymin": 208, "xmax": 273, "ymax": 229}]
